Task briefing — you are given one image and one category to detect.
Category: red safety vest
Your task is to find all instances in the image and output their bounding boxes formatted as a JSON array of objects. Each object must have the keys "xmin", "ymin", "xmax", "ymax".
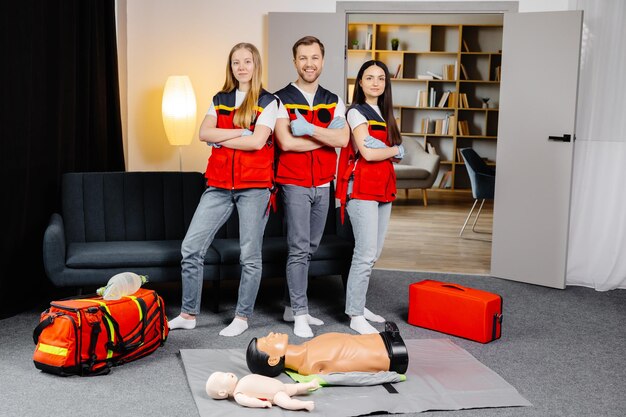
[
  {"xmin": 336, "ymin": 104, "xmax": 397, "ymax": 222},
  {"xmin": 205, "ymin": 90, "xmax": 276, "ymax": 191},
  {"xmin": 274, "ymin": 84, "xmax": 339, "ymax": 187}
]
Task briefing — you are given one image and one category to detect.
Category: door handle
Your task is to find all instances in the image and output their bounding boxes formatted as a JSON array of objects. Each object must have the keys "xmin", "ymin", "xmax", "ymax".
[{"xmin": 548, "ymin": 134, "xmax": 573, "ymax": 142}]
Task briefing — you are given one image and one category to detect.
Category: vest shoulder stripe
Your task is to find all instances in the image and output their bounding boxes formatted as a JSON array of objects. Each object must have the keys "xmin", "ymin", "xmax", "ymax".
[
  {"xmin": 215, "ymin": 104, "xmax": 236, "ymax": 112},
  {"xmin": 368, "ymin": 120, "xmax": 387, "ymax": 127}
]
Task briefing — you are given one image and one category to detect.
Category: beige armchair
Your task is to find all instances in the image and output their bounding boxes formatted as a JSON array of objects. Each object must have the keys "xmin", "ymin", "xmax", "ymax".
[{"xmin": 394, "ymin": 137, "xmax": 440, "ymax": 206}]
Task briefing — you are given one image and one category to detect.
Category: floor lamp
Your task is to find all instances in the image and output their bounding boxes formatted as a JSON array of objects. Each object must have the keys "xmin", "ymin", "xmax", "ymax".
[{"xmin": 162, "ymin": 75, "xmax": 197, "ymax": 171}]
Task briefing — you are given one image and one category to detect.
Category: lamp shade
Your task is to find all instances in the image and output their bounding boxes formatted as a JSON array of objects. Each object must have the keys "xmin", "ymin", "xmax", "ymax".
[{"xmin": 161, "ymin": 75, "xmax": 197, "ymax": 146}]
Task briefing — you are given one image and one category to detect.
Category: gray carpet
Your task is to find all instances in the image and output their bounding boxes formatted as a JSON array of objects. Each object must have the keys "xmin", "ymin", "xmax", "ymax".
[{"xmin": 2, "ymin": 270, "xmax": 625, "ymax": 417}]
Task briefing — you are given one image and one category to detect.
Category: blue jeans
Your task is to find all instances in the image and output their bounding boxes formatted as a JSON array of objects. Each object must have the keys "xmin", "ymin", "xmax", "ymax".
[
  {"xmin": 281, "ymin": 185, "xmax": 330, "ymax": 316},
  {"xmin": 344, "ymin": 198, "xmax": 392, "ymax": 316},
  {"xmin": 180, "ymin": 187, "xmax": 270, "ymax": 318}
]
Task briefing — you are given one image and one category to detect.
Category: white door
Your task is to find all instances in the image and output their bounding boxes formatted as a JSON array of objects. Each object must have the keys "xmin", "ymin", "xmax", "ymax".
[
  {"xmin": 268, "ymin": 12, "xmax": 345, "ymax": 96},
  {"xmin": 491, "ymin": 11, "xmax": 583, "ymax": 289}
]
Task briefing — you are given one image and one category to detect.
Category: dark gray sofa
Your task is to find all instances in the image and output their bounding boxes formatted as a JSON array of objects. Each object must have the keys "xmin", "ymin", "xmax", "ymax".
[{"xmin": 43, "ymin": 171, "xmax": 354, "ymax": 310}]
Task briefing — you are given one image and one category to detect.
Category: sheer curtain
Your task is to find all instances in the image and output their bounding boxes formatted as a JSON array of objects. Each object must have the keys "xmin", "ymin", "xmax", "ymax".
[{"xmin": 566, "ymin": 0, "xmax": 626, "ymax": 290}]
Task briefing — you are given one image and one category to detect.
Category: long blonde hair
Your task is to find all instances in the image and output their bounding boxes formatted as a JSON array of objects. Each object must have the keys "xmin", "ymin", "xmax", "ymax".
[{"xmin": 220, "ymin": 43, "xmax": 263, "ymax": 129}]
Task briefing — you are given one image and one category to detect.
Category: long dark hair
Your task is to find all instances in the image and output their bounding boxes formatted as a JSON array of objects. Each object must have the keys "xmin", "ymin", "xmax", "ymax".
[{"xmin": 351, "ymin": 60, "xmax": 402, "ymax": 146}]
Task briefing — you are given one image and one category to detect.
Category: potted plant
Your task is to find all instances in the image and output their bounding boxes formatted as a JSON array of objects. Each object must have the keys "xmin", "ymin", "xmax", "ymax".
[
  {"xmin": 351, "ymin": 39, "xmax": 359, "ymax": 49},
  {"xmin": 391, "ymin": 38, "xmax": 399, "ymax": 50}
]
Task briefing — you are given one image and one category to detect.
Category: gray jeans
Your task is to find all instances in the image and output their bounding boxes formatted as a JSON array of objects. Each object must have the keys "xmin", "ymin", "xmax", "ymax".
[
  {"xmin": 281, "ymin": 184, "xmax": 330, "ymax": 316},
  {"xmin": 180, "ymin": 187, "xmax": 270, "ymax": 318},
  {"xmin": 344, "ymin": 198, "xmax": 392, "ymax": 316}
]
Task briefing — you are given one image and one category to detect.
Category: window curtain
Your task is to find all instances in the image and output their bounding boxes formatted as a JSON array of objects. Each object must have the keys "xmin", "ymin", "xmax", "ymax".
[
  {"xmin": 566, "ymin": 0, "xmax": 626, "ymax": 290},
  {"xmin": 0, "ymin": 0, "xmax": 125, "ymax": 318}
]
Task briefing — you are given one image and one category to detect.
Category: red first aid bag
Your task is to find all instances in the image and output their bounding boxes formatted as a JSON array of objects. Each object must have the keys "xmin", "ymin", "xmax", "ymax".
[
  {"xmin": 33, "ymin": 288, "xmax": 169, "ymax": 376},
  {"xmin": 408, "ymin": 280, "xmax": 503, "ymax": 343}
]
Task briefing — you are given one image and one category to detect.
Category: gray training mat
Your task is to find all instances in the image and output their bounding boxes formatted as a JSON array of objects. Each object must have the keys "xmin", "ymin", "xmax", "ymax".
[{"xmin": 180, "ymin": 338, "xmax": 531, "ymax": 417}]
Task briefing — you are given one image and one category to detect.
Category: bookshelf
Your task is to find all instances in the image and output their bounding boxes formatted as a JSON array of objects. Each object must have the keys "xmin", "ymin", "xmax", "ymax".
[{"xmin": 346, "ymin": 20, "xmax": 503, "ymax": 191}]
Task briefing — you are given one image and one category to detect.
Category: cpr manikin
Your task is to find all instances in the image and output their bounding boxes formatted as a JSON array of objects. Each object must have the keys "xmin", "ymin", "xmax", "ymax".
[
  {"xmin": 247, "ymin": 322, "xmax": 408, "ymax": 377},
  {"xmin": 205, "ymin": 371, "xmax": 319, "ymax": 411}
]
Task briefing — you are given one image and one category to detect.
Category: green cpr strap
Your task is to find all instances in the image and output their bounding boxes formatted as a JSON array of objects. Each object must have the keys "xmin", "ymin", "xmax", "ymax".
[{"xmin": 285, "ymin": 370, "xmax": 328, "ymax": 386}]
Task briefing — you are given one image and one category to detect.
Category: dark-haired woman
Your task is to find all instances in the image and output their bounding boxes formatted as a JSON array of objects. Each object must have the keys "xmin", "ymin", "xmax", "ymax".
[
  {"xmin": 337, "ymin": 60, "xmax": 404, "ymax": 334},
  {"xmin": 168, "ymin": 43, "xmax": 278, "ymax": 337}
]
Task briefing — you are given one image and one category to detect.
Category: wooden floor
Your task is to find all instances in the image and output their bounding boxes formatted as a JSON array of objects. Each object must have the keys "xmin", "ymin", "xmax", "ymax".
[{"xmin": 375, "ymin": 189, "xmax": 493, "ymax": 275}]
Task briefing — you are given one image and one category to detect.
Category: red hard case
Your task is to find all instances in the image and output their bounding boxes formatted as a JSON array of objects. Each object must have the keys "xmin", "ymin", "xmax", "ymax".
[{"xmin": 408, "ymin": 280, "xmax": 502, "ymax": 343}]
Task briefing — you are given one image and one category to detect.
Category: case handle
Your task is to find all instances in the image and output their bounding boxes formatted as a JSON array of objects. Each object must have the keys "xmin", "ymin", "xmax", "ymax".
[{"xmin": 441, "ymin": 284, "xmax": 466, "ymax": 291}]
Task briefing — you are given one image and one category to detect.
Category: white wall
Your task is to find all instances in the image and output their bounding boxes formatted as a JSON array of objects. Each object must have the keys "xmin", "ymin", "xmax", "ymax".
[{"xmin": 120, "ymin": 0, "xmax": 570, "ymax": 173}]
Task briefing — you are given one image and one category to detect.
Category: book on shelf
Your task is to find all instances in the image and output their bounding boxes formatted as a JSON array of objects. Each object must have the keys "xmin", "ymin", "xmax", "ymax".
[
  {"xmin": 437, "ymin": 91, "xmax": 451, "ymax": 107},
  {"xmin": 438, "ymin": 171, "xmax": 452, "ymax": 189},
  {"xmin": 457, "ymin": 120, "xmax": 470, "ymax": 136},
  {"xmin": 462, "ymin": 39, "xmax": 470, "ymax": 52},
  {"xmin": 393, "ymin": 64, "xmax": 402, "ymax": 79},
  {"xmin": 460, "ymin": 64, "xmax": 469, "ymax": 80},
  {"xmin": 448, "ymin": 91, "xmax": 458, "ymax": 108},
  {"xmin": 429, "ymin": 87, "xmax": 436, "ymax": 107},
  {"xmin": 442, "ymin": 64, "xmax": 455, "ymax": 80},
  {"xmin": 447, "ymin": 115, "xmax": 456, "ymax": 135},
  {"xmin": 434, "ymin": 119, "xmax": 444, "ymax": 135},
  {"xmin": 457, "ymin": 93, "xmax": 469, "ymax": 108},
  {"xmin": 426, "ymin": 70, "xmax": 442, "ymax": 80},
  {"xmin": 365, "ymin": 32, "xmax": 373, "ymax": 50},
  {"xmin": 495, "ymin": 66, "xmax": 501, "ymax": 81},
  {"xmin": 417, "ymin": 74, "xmax": 435, "ymax": 80},
  {"xmin": 456, "ymin": 148, "xmax": 463, "ymax": 163},
  {"xmin": 416, "ymin": 90, "xmax": 428, "ymax": 107},
  {"xmin": 426, "ymin": 142, "xmax": 437, "ymax": 155}
]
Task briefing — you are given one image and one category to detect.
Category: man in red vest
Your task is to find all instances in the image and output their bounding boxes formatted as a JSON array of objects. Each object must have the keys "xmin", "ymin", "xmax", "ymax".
[{"xmin": 274, "ymin": 36, "xmax": 349, "ymax": 338}]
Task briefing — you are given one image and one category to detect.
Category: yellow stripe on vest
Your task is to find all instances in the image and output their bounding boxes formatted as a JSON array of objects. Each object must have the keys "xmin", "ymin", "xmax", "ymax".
[
  {"xmin": 38, "ymin": 343, "xmax": 68, "ymax": 357},
  {"xmin": 215, "ymin": 104, "xmax": 236, "ymax": 111},
  {"xmin": 284, "ymin": 103, "xmax": 337, "ymax": 111},
  {"xmin": 368, "ymin": 120, "xmax": 387, "ymax": 127}
]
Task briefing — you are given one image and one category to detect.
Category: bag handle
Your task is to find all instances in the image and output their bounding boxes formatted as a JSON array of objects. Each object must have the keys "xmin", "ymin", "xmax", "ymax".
[
  {"xmin": 440, "ymin": 284, "xmax": 466, "ymax": 291},
  {"xmin": 33, "ymin": 315, "xmax": 55, "ymax": 345}
]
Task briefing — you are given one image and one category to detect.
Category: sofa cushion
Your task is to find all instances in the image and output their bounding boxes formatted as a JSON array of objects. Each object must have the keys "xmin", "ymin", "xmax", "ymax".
[
  {"xmin": 394, "ymin": 165, "xmax": 430, "ymax": 180},
  {"xmin": 66, "ymin": 240, "xmax": 220, "ymax": 268}
]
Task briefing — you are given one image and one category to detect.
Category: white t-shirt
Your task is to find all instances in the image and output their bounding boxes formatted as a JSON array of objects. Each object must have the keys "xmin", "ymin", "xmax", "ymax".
[
  {"xmin": 207, "ymin": 89, "xmax": 278, "ymax": 131},
  {"xmin": 346, "ymin": 103, "xmax": 383, "ymax": 132}
]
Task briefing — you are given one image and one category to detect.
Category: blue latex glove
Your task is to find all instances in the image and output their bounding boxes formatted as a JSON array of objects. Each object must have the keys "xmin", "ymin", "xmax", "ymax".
[
  {"xmin": 290, "ymin": 109, "xmax": 315, "ymax": 137},
  {"xmin": 395, "ymin": 144, "xmax": 405, "ymax": 160},
  {"xmin": 364, "ymin": 135, "xmax": 388, "ymax": 149},
  {"xmin": 328, "ymin": 117, "xmax": 346, "ymax": 129},
  {"xmin": 242, "ymin": 128, "xmax": 253, "ymax": 136}
]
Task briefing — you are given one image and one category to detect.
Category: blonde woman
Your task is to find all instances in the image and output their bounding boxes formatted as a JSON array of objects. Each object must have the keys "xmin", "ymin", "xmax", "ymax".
[{"xmin": 169, "ymin": 43, "xmax": 278, "ymax": 337}]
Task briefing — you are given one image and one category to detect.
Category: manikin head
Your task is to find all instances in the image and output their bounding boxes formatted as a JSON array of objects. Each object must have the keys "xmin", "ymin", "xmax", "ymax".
[
  {"xmin": 246, "ymin": 332, "xmax": 289, "ymax": 377},
  {"xmin": 205, "ymin": 371, "xmax": 239, "ymax": 399}
]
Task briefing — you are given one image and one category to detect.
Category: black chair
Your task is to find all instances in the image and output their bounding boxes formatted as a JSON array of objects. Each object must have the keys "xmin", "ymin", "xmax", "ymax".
[{"xmin": 459, "ymin": 148, "xmax": 495, "ymax": 236}]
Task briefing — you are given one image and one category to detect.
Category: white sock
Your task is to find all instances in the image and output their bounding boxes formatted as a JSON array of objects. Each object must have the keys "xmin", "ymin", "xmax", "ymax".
[
  {"xmin": 364, "ymin": 307, "xmax": 386, "ymax": 323},
  {"xmin": 350, "ymin": 316, "xmax": 379, "ymax": 335},
  {"xmin": 293, "ymin": 315, "xmax": 314, "ymax": 338},
  {"xmin": 168, "ymin": 315, "xmax": 196, "ymax": 330},
  {"xmin": 219, "ymin": 317, "xmax": 248, "ymax": 337},
  {"xmin": 283, "ymin": 307, "xmax": 324, "ymax": 326}
]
